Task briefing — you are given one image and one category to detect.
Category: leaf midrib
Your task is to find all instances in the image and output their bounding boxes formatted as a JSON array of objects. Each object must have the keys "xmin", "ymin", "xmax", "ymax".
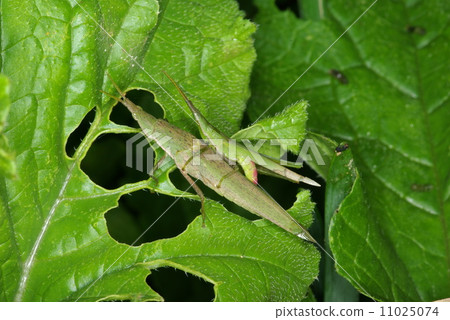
[{"xmin": 13, "ymin": 0, "xmax": 173, "ymax": 301}]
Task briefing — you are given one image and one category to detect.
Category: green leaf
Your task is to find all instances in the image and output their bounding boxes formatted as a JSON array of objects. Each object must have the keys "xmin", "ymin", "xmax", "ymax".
[
  {"xmin": 299, "ymin": 0, "xmax": 325, "ymax": 21},
  {"xmin": 0, "ymin": 0, "xmax": 318, "ymax": 302},
  {"xmin": 324, "ymin": 148, "xmax": 360, "ymax": 301},
  {"xmin": 0, "ymin": 75, "xmax": 16, "ymax": 178},
  {"xmin": 302, "ymin": 131, "xmax": 337, "ymax": 180},
  {"xmin": 131, "ymin": 0, "xmax": 257, "ymax": 137},
  {"xmin": 250, "ymin": 0, "xmax": 450, "ymax": 301},
  {"xmin": 232, "ymin": 100, "xmax": 308, "ymax": 156},
  {"xmin": 327, "ymin": 151, "xmax": 419, "ymax": 302},
  {"xmin": 288, "ymin": 189, "xmax": 315, "ymax": 228},
  {"xmin": 146, "ymin": 200, "xmax": 319, "ymax": 302}
]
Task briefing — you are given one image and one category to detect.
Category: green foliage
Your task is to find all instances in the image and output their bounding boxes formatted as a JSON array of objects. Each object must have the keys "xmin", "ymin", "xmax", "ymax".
[
  {"xmin": 232, "ymin": 100, "xmax": 308, "ymax": 157},
  {"xmin": 250, "ymin": 0, "xmax": 450, "ymax": 301},
  {"xmin": 3, "ymin": 0, "xmax": 447, "ymax": 303},
  {"xmin": 0, "ymin": 0, "xmax": 318, "ymax": 301},
  {"xmin": 145, "ymin": 201, "xmax": 319, "ymax": 302},
  {"xmin": 0, "ymin": 75, "xmax": 16, "ymax": 178}
]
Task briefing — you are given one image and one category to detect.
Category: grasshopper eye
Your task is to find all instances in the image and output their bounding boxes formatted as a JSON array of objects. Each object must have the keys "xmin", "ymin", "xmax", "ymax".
[{"xmin": 329, "ymin": 69, "xmax": 348, "ymax": 84}]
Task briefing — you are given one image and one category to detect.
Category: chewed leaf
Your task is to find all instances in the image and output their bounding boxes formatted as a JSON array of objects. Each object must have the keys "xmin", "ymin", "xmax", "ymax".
[
  {"xmin": 146, "ymin": 200, "xmax": 320, "ymax": 301},
  {"xmin": 0, "ymin": 0, "xmax": 282, "ymax": 302},
  {"xmin": 232, "ymin": 101, "xmax": 308, "ymax": 156}
]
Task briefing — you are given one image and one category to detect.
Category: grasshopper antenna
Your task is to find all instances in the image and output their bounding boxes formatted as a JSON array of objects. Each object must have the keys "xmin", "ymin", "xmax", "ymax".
[
  {"xmin": 162, "ymin": 70, "xmax": 201, "ymax": 114},
  {"xmin": 105, "ymin": 72, "xmax": 128, "ymax": 100},
  {"xmin": 100, "ymin": 89, "xmax": 122, "ymax": 103},
  {"xmin": 162, "ymin": 71, "xmax": 190, "ymax": 103},
  {"xmin": 100, "ymin": 72, "xmax": 125, "ymax": 103}
]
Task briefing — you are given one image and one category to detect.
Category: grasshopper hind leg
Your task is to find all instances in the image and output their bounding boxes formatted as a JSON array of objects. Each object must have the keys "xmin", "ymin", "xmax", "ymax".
[
  {"xmin": 216, "ymin": 166, "xmax": 240, "ymax": 188},
  {"xmin": 181, "ymin": 144, "xmax": 209, "ymax": 171},
  {"xmin": 179, "ymin": 170, "xmax": 206, "ymax": 227}
]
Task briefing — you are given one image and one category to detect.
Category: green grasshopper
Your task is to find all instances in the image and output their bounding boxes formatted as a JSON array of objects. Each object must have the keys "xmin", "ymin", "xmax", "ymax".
[
  {"xmin": 163, "ymin": 71, "xmax": 320, "ymax": 187},
  {"xmin": 102, "ymin": 75, "xmax": 317, "ymax": 243}
]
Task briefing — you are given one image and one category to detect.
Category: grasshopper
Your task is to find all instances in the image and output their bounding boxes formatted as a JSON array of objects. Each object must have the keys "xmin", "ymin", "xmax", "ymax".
[
  {"xmin": 163, "ymin": 72, "xmax": 320, "ymax": 187},
  {"xmin": 102, "ymin": 75, "xmax": 317, "ymax": 243}
]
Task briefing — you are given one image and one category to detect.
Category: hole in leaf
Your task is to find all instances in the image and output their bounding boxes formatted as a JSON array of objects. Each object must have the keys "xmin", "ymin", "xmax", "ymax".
[
  {"xmin": 110, "ymin": 89, "xmax": 164, "ymax": 126},
  {"xmin": 81, "ymin": 133, "xmax": 149, "ymax": 189},
  {"xmin": 240, "ymin": 109, "xmax": 252, "ymax": 128},
  {"xmin": 237, "ymin": 0, "xmax": 258, "ymax": 19},
  {"xmin": 65, "ymin": 108, "xmax": 96, "ymax": 158},
  {"xmin": 109, "ymin": 102, "xmax": 136, "ymax": 128},
  {"xmin": 275, "ymin": 0, "xmax": 300, "ymax": 18},
  {"xmin": 105, "ymin": 189, "xmax": 200, "ymax": 245},
  {"xmin": 146, "ymin": 268, "xmax": 214, "ymax": 302},
  {"xmin": 257, "ymin": 173, "xmax": 299, "ymax": 209}
]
